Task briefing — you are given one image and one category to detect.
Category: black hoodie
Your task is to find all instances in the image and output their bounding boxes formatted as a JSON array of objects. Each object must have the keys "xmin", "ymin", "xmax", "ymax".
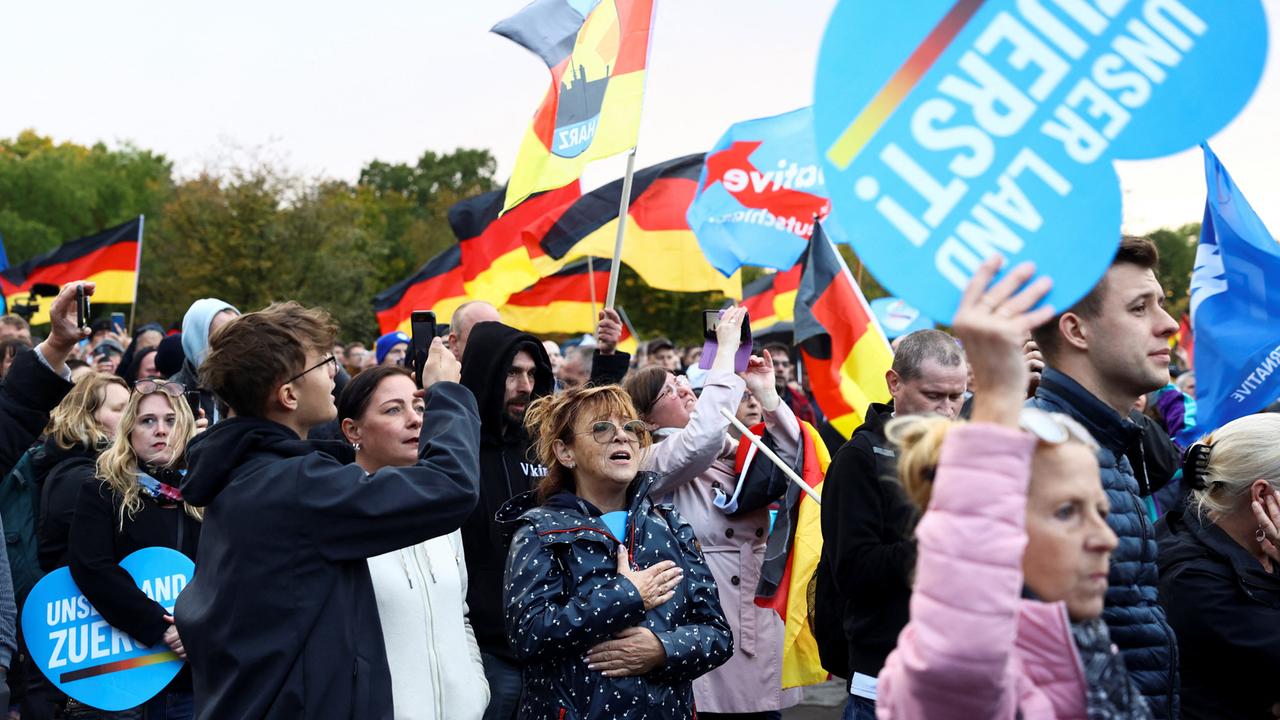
[
  {"xmin": 174, "ymin": 382, "xmax": 480, "ymax": 720},
  {"xmin": 458, "ymin": 321, "xmax": 553, "ymax": 660}
]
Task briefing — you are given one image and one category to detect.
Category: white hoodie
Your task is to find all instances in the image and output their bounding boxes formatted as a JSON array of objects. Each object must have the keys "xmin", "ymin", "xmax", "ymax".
[{"xmin": 369, "ymin": 530, "xmax": 489, "ymax": 720}]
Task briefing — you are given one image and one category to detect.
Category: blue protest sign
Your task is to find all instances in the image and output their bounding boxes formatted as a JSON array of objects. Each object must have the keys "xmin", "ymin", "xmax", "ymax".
[
  {"xmin": 870, "ymin": 297, "xmax": 933, "ymax": 340},
  {"xmin": 814, "ymin": 1, "xmax": 1268, "ymax": 323},
  {"xmin": 1191, "ymin": 144, "xmax": 1280, "ymax": 431},
  {"xmin": 687, "ymin": 107, "xmax": 833, "ymax": 276},
  {"xmin": 21, "ymin": 547, "xmax": 194, "ymax": 711}
]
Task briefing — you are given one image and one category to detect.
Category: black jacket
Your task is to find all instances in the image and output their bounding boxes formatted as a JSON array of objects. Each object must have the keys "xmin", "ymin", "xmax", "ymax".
[
  {"xmin": 35, "ymin": 439, "xmax": 100, "ymax": 571},
  {"xmin": 458, "ymin": 321, "xmax": 554, "ymax": 660},
  {"xmin": 817, "ymin": 402, "xmax": 916, "ymax": 682},
  {"xmin": 174, "ymin": 382, "xmax": 480, "ymax": 720},
  {"xmin": 1, "ymin": 349, "xmax": 73, "ymax": 478},
  {"xmin": 1029, "ymin": 368, "xmax": 1179, "ymax": 719},
  {"xmin": 69, "ymin": 470, "xmax": 202, "ymax": 692},
  {"xmin": 497, "ymin": 473, "xmax": 732, "ymax": 719},
  {"xmin": 1158, "ymin": 507, "xmax": 1280, "ymax": 719}
]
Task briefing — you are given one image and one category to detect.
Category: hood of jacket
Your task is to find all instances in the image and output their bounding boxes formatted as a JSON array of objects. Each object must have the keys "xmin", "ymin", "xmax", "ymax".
[
  {"xmin": 1159, "ymin": 506, "xmax": 1279, "ymax": 598},
  {"xmin": 181, "ymin": 298, "xmax": 239, "ymax": 370},
  {"xmin": 459, "ymin": 321, "xmax": 553, "ymax": 444},
  {"xmin": 181, "ymin": 415, "xmax": 354, "ymax": 505},
  {"xmin": 34, "ymin": 435, "xmax": 101, "ymax": 476}
]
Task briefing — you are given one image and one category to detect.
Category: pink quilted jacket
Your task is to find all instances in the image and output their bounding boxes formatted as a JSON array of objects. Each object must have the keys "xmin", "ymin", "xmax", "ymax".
[{"xmin": 876, "ymin": 424, "xmax": 1089, "ymax": 720}]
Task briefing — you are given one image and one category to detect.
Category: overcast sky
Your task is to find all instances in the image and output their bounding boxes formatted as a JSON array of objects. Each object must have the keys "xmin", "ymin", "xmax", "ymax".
[{"xmin": 3, "ymin": 0, "xmax": 1277, "ymax": 236}]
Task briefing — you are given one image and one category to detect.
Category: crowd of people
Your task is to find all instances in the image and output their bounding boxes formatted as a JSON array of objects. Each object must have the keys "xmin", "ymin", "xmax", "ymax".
[{"xmin": 0, "ymin": 232, "xmax": 1276, "ymax": 720}]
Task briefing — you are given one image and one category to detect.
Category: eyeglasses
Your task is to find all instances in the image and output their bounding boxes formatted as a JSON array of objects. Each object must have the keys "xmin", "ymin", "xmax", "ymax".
[
  {"xmin": 1019, "ymin": 408, "xmax": 1098, "ymax": 450},
  {"xmin": 655, "ymin": 375, "xmax": 690, "ymax": 404},
  {"xmin": 134, "ymin": 379, "xmax": 185, "ymax": 397},
  {"xmin": 286, "ymin": 355, "xmax": 338, "ymax": 385},
  {"xmin": 577, "ymin": 420, "xmax": 647, "ymax": 445}
]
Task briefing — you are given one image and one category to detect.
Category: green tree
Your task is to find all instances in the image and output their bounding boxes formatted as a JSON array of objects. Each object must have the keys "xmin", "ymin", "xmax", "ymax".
[
  {"xmin": 1148, "ymin": 222, "xmax": 1199, "ymax": 319},
  {"xmin": 0, "ymin": 130, "xmax": 173, "ymax": 262}
]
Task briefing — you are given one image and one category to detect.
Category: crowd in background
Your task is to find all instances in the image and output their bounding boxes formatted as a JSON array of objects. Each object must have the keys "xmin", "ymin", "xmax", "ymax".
[{"xmin": 0, "ymin": 233, "xmax": 1276, "ymax": 720}]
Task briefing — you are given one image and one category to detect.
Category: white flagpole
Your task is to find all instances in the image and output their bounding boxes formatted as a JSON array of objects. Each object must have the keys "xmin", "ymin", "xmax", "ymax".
[
  {"xmin": 129, "ymin": 215, "xmax": 145, "ymax": 331},
  {"xmin": 719, "ymin": 408, "xmax": 821, "ymax": 504},
  {"xmin": 605, "ymin": 148, "xmax": 637, "ymax": 308}
]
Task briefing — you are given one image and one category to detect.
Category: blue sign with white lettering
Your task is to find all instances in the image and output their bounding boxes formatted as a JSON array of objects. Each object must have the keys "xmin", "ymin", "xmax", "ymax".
[
  {"xmin": 21, "ymin": 547, "xmax": 194, "ymax": 711},
  {"xmin": 870, "ymin": 297, "xmax": 933, "ymax": 340},
  {"xmin": 814, "ymin": 0, "xmax": 1268, "ymax": 323}
]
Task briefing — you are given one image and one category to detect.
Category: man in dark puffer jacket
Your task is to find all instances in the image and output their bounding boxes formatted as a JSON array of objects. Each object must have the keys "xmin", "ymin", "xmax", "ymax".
[{"xmin": 1028, "ymin": 236, "xmax": 1181, "ymax": 719}]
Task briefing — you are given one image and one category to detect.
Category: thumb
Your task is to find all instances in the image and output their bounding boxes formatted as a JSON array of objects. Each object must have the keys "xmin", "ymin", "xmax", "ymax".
[
  {"xmin": 163, "ymin": 614, "xmax": 175, "ymax": 624},
  {"xmin": 615, "ymin": 545, "xmax": 630, "ymax": 573}
]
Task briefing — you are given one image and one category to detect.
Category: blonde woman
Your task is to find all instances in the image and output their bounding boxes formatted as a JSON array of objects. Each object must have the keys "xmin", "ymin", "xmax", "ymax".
[
  {"xmin": 66, "ymin": 379, "xmax": 202, "ymax": 720},
  {"xmin": 875, "ymin": 258, "xmax": 1149, "ymax": 719},
  {"xmin": 1157, "ymin": 413, "xmax": 1280, "ymax": 719},
  {"xmin": 36, "ymin": 372, "xmax": 130, "ymax": 572}
]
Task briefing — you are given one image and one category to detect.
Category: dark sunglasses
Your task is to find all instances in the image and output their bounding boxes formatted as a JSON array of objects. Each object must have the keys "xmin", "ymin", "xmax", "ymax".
[
  {"xmin": 285, "ymin": 355, "xmax": 338, "ymax": 385},
  {"xmin": 577, "ymin": 420, "xmax": 647, "ymax": 445},
  {"xmin": 134, "ymin": 379, "xmax": 186, "ymax": 398}
]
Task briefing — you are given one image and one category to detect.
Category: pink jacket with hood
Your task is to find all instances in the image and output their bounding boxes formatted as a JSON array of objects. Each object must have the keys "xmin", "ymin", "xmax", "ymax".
[{"xmin": 876, "ymin": 423, "xmax": 1090, "ymax": 720}]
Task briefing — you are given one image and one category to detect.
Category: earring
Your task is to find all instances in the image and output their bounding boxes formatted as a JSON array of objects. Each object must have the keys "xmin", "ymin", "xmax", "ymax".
[
  {"xmin": 353, "ymin": 442, "xmax": 361, "ymax": 453},
  {"xmin": 1257, "ymin": 526, "xmax": 1267, "ymax": 543},
  {"xmin": 565, "ymin": 462, "xmax": 575, "ymax": 469}
]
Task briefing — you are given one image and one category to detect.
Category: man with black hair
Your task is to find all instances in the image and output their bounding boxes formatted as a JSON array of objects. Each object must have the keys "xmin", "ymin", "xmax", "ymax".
[
  {"xmin": 175, "ymin": 301, "xmax": 480, "ymax": 719},
  {"xmin": 458, "ymin": 321, "xmax": 554, "ymax": 720},
  {"xmin": 1028, "ymin": 236, "xmax": 1181, "ymax": 719}
]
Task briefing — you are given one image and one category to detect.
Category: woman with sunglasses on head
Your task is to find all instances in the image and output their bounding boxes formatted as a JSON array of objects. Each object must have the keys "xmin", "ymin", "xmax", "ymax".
[
  {"xmin": 875, "ymin": 258, "xmax": 1149, "ymax": 719},
  {"xmin": 623, "ymin": 305, "xmax": 802, "ymax": 720},
  {"xmin": 65, "ymin": 379, "xmax": 203, "ymax": 720},
  {"xmin": 336, "ymin": 365, "xmax": 488, "ymax": 720},
  {"xmin": 498, "ymin": 384, "xmax": 732, "ymax": 719},
  {"xmin": 1156, "ymin": 413, "xmax": 1280, "ymax": 719}
]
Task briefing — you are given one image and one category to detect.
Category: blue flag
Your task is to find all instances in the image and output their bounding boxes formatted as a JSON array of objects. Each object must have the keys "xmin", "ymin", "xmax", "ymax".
[
  {"xmin": 687, "ymin": 108, "xmax": 833, "ymax": 276},
  {"xmin": 1191, "ymin": 144, "xmax": 1280, "ymax": 432},
  {"xmin": 0, "ymin": 232, "xmax": 8, "ymax": 272}
]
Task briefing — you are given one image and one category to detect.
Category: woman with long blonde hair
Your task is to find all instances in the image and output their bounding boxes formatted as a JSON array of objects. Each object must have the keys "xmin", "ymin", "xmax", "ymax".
[{"xmin": 65, "ymin": 379, "xmax": 202, "ymax": 720}]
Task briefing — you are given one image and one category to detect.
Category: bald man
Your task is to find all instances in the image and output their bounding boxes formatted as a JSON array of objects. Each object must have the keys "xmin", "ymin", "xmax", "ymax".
[{"xmin": 448, "ymin": 301, "xmax": 501, "ymax": 362}]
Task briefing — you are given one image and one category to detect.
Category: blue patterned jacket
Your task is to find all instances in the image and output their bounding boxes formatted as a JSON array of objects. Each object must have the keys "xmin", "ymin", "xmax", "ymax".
[{"xmin": 499, "ymin": 472, "xmax": 732, "ymax": 719}]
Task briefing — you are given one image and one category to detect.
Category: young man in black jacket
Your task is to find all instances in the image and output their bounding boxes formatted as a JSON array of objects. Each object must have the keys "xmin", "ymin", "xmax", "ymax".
[
  {"xmin": 817, "ymin": 329, "xmax": 967, "ymax": 719},
  {"xmin": 458, "ymin": 321, "xmax": 554, "ymax": 720},
  {"xmin": 174, "ymin": 302, "xmax": 480, "ymax": 720}
]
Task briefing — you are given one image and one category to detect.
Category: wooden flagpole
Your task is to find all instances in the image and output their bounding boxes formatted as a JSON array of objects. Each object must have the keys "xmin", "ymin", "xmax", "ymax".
[
  {"xmin": 605, "ymin": 148, "xmax": 638, "ymax": 309},
  {"xmin": 720, "ymin": 408, "xmax": 820, "ymax": 504}
]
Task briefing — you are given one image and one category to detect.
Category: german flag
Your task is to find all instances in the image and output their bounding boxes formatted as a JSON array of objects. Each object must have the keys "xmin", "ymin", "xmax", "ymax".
[
  {"xmin": 794, "ymin": 223, "xmax": 892, "ymax": 439},
  {"xmin": 494, "ymin": 0, "xmax": 655, "ymax": 212},
  {"xmin": 500, "ymin": 257, "xmax": 636, "ymax": 352},
  {"xmin": 0, "ymin": 218, "xmax": 142, "ymax": 325},
  {"xmin": 752, "ymin": 419, "xmax": 831, "ymax": 688},
  {"xmin": 450, "ymin": 182, "xmax": 582, "ymax": 307},
  {"xmin": 537, "ymin": 154, "xmax": 741, "ymax": 297},
  {"xmin": 373, "ymin": 244, "xmax": 468, "ymax": 335},
  {"xmin": 741, "ymin": 262, "xmax": 803, "ymax": 332}
]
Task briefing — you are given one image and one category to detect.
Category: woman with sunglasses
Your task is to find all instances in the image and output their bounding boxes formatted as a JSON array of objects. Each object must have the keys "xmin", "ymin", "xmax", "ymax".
[
  {"xmin": 623, "ymin": 305, "xmax": 802, "ymax": 720},
  {"xmin": 874, "ymin": 259, "xmax": 1148, "ymax": 719},
  {"xmin": 65, "ymin": 379, "xmax": 203, "ymax": 720},
  {"xmin": 336, "ymin": 365, "xmax": 488, "ymax": 720},
  {"xmin": 498, "ymin": 384, "xmax": 731, "ymax": 719}
]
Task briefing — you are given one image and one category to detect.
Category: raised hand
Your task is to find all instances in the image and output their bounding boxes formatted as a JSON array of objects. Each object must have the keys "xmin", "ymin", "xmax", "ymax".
[
  {"xmin": 951, "ymin": 258, "xmax": 1055, "ymax": 427},
  {"xmin": 36, "ymin": 281, "xmax": 95, "ymax": 373},
  {"xmin": 597, "ymin": 308, "xmax": 622, "ymax": 356},
  {"xmin": 419, "ymin": 337, "xmax": 461, "ymax": 389},
  {"xmin": 615, "ymin": 545, "xmax": 682, "ymax": 611},
  {"xmin": 741, "ymin": 349, "xmax": 781, "ymax": 411},
  {"xmin": 711, "ymin": 305, "xmax": 747, "ymax": 373}
]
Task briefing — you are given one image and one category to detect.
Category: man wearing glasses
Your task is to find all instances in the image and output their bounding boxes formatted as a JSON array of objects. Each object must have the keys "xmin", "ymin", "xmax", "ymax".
[
  {"xmin": 457, "ymin": 321, "xmax": 555, "ymax": 720},
  {"xmin": 174, "ymin": 301, "xmax": 480, "ymax": 720}
]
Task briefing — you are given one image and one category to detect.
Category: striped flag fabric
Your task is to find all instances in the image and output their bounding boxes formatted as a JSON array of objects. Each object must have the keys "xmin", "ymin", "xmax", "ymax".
[
  {"xmin": 373, "ymin": 245, "xmax": 468, "ymax": 335},
  {"xmin": 741, "ymin": 262, "xmax": 803, "ymax": 333},
  {"xmin": 753, "ymin": 420, "xmax": 831, "ymax": 688},
  {"xmin": 0, "ymin": 218, "xmax": 142, "ymax": 325},
  {"xmin": 449, "ymin": 183, "xmax": 582, "ymax": 307},
  {"xmin": 495, "ymin": 0, "xmax": 655, "ymax": 212},
  {"xmin": 794, "ymin": 223, "xmax": 892, "ymax": 439},
  {"xmin": 537, "ymin": 154, "xmax": 741, "ymax": 297},
  {"xmin": 499, "ymin": 257, "xmax": 637, "ymax": 352}
]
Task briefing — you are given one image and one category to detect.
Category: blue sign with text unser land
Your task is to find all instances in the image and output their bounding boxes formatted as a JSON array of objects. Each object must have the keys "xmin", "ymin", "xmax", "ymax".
[
  {"xmin": 21, "ymin": 547, "xmax": 194, "ymax": 711},
  {"xmin": 814, "ymin": 0, "xmax": 1268, "ymax": 323}
]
